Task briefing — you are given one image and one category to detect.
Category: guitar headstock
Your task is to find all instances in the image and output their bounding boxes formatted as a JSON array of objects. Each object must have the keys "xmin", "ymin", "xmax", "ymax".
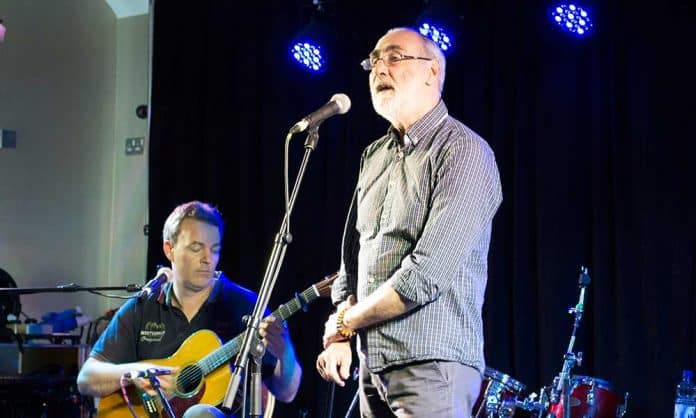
[{"xmin": 314, "ymin": 272, "xmax": 339, "ymax": 298}]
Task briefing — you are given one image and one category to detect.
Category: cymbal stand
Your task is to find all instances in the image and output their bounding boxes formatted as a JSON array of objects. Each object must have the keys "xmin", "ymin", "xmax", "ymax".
[{"xmin": 547, "ymin": 266, "xmax": 591, "ymax": 418}]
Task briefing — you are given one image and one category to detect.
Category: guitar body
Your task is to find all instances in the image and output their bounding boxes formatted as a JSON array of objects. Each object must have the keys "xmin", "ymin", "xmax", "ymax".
[{"xmin": 98, "ymin": 330, "xmax": 230, "ymax": 418}]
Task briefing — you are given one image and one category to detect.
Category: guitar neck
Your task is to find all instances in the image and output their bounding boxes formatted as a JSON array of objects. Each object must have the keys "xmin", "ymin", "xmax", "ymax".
[
  {"xmin": 273, "ymin": 283, "xmax": 321, "ymax": 321},
  {"xmin": 198, "ymin": 284, "xmax": 321, "ymax": 374}
]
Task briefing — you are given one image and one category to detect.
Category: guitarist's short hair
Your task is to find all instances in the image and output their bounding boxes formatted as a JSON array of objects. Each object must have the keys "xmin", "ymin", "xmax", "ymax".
[{"xmin": 162, "ymin": 201, "xmax": 224, "ymax": 244}]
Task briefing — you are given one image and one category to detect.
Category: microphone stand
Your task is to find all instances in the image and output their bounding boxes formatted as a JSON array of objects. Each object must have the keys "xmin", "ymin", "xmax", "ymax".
[
  {"xmin": 0, "ymin": 283, "xmax": 145, "ymax": 295},
  {"xmin": 339, "ymin": 366, "xmax": 360, "ymax": 418},
  {"xmin": 0, "ymin": 283, "xmax": 144, "ymax": 348},
  {"xmin": 344, "ymin": 388, "xmax": 360, "ymax": 418},
  {"xmin": 220, "ymin": 126, "xmax": 322, "ymax": 415},
  {"xmin": 248, "ymin": 348, "xmax": 265, "ymax": 417},
  {"xmin": 547, "ymin": 266, "xmax": 591, "ymax": 418},
  {"xmin": 148, "ymin": 375, "xmax": 175, "ymax": 418}
]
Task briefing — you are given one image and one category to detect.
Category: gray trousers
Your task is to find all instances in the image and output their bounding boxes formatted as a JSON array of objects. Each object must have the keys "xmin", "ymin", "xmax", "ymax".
[{"xmin": 359, "ymin": 359, "xmax": 482, "ymax": 418}]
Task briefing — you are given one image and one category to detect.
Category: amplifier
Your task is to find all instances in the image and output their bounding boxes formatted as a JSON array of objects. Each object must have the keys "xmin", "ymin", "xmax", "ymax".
[
  {"xmin": 0, "ymin": 343, "xmax": 91, "ymax": 417},
  {"xmin": 0, "ymin": 342, "xmax": 89, "ymax": 375}
]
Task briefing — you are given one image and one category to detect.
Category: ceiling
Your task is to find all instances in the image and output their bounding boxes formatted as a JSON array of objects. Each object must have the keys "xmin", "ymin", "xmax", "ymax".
[{"xmin": 104, "ymin": 0, "xmax": 149, "ymax": 18}]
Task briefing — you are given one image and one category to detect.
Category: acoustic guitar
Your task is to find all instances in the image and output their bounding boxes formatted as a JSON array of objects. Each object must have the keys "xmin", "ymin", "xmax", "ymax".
[{"xmin": 97, "ymin": 272, "xmax": 338, "ymax": 418}]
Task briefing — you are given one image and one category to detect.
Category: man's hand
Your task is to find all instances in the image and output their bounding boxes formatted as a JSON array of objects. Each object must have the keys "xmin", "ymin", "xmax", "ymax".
[
  {"xmin": 323, "ymin": 295, "xmax": 357, "ymax": 348},
  {"xmin": 258, "ymin": 315, "xmax": 290, "ymax": 360},
  {"xmin": 129, "ymin": 364, "xmax": 179, "ymax": 398},
  {"xmin": 258, "ymin": 315, "xmax": 302, "ymax": 403},
  {"xmin": 316, "ymin": 341, "xmax": 353, "ymax": 387}
]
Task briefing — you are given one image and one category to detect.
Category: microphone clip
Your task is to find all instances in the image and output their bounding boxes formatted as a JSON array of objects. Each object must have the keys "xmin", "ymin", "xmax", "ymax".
[
  {"xmin": 123, "ymin": 367, "xmax": 172, "ymax": 380},
  {"xmin": 137, "ymin": 265, "xmax": 171, "ymax": 301}
]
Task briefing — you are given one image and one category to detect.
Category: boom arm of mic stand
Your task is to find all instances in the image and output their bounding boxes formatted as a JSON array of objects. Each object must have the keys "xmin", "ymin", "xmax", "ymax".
[
  {"xmin": 0, "ymin": 284, "xmax": 144, "ymax": 295},
  {"xmin": 220, "ymin": 128, "xmax": 319, "ymax": 414}
]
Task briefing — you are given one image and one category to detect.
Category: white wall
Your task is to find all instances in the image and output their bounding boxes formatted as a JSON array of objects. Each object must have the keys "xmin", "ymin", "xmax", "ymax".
[
  {"xmin": 0, "ymin": 0, "xmax": 149, "ymax": 325},
  {"xmin": 108, "ymin": 14, "xmax": 150, "ymax": 310}
]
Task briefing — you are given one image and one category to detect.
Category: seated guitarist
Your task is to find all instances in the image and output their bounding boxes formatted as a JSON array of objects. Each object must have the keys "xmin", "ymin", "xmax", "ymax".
[{"xmin": 77, "ymin": 201, "xmax": 302, "ymax": 417}]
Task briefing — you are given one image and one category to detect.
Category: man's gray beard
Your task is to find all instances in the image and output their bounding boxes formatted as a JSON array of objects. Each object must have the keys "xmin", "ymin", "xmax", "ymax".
[{"xmin": 372, "ymin": 94, "xmax": 402, "ymax": 125}]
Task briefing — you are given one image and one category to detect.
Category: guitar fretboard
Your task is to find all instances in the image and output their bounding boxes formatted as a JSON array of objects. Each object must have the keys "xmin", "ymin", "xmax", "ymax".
[{"xmin": 198, "ymin": 285, "xmax": 319, "ymax": 374}]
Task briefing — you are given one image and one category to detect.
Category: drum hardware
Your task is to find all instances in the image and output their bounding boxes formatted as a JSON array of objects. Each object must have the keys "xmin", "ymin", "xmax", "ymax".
[
  {"xmin": 480, "ymin": 267, "xmax": 629, "ymax": 417},
  {"xmin": 500, "ymin": 391, "xmax": 549, "ymax": 416},
  {"xmin": 481, "ymin": 373, "xmax": 629, "ymax": 418},
  {"xmin": 547, "ymin": 266, "xmax": 591, "ymax": 418},
  {"xmin": 539, "ymin": 266, "xmax": 629, "ymax": 417},
  {"xmin": 473, "ymin": 368, "xmax": 527, "ymax": 418},
  {"xmin": 486, "ymin": 394, "xmax": 515, "ymax": 418},
  {"xmin": 616, "ymin": 392, "xmax": 629, "ymax": 417},
  {"xmin": 586, "ymin": 378, "xmax": 596, "ymax": 406}
]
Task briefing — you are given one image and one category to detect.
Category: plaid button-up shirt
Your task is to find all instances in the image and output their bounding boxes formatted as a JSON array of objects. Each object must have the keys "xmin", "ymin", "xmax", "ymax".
[{"xmin": 332, "ymin": 100, "xmax": 503, "ymax": 374}]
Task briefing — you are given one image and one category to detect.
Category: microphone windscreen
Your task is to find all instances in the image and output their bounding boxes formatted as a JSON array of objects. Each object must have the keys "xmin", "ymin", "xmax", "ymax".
[
  {"xmin": 331, "ymin": 93, "xmax": 351, "ymax": 115},
  {"xmin": 156, "ymin": 266, "xmax": 173, "ymax": 282}
]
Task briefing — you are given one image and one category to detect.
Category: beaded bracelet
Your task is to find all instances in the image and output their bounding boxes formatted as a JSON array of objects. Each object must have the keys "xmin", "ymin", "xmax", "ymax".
[{"xmin": 336, "ymin": 307, "xmax": 356, "ymax": 338}]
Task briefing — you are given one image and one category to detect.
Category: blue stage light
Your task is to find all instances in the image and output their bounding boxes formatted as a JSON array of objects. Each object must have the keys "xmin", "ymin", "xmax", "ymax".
[
  {"xmin": 418, "ymin": 22, "xmax": 453, "ymax": 53},
  {"xmin": 550, "ymin": 3, "xmax": 594, "ymax": 37},
  {"xmin": 290, "ymin": 41, "xmax": 325, "ymax": 72}
]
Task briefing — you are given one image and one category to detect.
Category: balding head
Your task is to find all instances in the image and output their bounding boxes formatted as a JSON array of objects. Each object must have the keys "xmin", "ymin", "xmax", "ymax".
[{"xmin": 385, "ymin": 27, "xmax": 446, "ymax": 92}]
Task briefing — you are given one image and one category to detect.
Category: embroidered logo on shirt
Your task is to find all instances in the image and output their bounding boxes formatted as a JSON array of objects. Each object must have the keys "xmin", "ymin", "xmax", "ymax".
[{"xmin": 140, "ymin": 321, "xmax": 166, "ymax": 343}]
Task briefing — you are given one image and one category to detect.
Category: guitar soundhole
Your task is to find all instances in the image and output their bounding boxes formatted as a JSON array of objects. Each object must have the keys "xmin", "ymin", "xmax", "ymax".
[{"xmin": 177, "ymin": 364, "xmax": 203, "ymax": 395}]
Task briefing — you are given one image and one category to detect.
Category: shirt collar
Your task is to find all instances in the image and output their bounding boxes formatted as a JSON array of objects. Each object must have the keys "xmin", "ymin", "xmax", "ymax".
[{"xmin": 387, "ymin": 100, "xmax": 449, "ymax": 154}]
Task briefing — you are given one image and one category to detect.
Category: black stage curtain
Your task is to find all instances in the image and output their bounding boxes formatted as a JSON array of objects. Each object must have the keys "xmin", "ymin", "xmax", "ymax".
[{"xmin": 147, "ymin": 1, "xmax": 695, "ymax": 417}]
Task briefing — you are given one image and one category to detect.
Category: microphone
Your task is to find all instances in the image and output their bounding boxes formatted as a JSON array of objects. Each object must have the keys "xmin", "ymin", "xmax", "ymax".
[
  {"xmin": 123, "ymin": 368, "xmax": 172, "ymax": 379},
  {"xmin": 137, "ymin": 266, "xmax": 172, "ymax": 300},
  {"xmin": 289, "ymin": 93, "xmax": 351, "ymax": 133}
]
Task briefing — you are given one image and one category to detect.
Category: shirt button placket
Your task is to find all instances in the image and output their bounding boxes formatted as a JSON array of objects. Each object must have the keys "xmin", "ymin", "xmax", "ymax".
[{"xmin": 381, "ymin": 150, "xmax": 403, "ymax": 227}]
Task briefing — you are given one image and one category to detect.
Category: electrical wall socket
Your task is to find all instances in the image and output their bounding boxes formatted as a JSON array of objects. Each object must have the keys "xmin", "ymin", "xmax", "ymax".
[
  {"xmin": 0, "ymin": 129, "xmax": 17, "ymax": 149},
  {"xmin": 125, "ymin": 137, "xmax": 145, "ymax": 155}
]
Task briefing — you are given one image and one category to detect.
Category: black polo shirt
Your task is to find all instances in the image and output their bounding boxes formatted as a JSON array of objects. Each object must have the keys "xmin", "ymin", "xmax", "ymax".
[{"xmin": 91, "ymin": 274, "xmax": 276, "ymax": 372}]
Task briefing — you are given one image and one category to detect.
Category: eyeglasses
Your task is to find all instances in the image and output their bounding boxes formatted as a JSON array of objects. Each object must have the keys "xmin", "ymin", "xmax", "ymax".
[{"xmin": 360, "ymin": 51, "xmax": 434, "ymax": 71}]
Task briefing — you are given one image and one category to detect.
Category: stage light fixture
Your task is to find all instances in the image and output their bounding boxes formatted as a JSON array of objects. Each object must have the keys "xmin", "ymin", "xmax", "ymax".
[
  {"xmin": 289, "ymin": 1, "xmax": 334, "ymax": 73},
  {"xmin": 290, "ymin": 41, "xmax": 325, "ymax": 73},
  {"xmin": 418, "ymin": 22, "xmax": 452, "ymax": 52},
  {"xmin": 415, "ymin": 0, "xmax": 457, "ymax": 54},
  {"xmin": 550, "ymin": 3, "xmax": 594, "ymax": 37}
]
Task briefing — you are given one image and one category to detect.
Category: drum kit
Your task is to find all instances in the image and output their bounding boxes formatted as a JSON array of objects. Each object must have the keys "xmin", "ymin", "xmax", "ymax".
[{"xmin": 474, "ymin": 267, "xmax": 629, "ymax": 418}]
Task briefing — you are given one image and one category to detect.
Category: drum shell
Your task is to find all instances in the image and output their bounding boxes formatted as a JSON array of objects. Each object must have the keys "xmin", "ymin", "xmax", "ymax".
[{"xmin": 547, "ymin": 375, "xmax": 625, "ymax": 418}]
